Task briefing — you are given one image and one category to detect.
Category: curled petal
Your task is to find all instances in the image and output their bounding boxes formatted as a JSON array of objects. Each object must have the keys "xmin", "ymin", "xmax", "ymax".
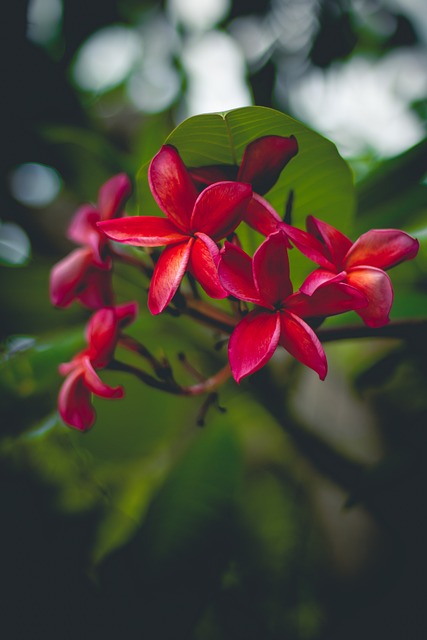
[
  {"xmin": 98, "ymin": 173, "xmax": 132, "ymax": 221},
  {"xmin": 190, "ymin": 181, "xmax": 252, "ymax": 240},
  {"xmin": 228, "ymin": 309, "xmax": 281, "ymax": 383},
  {"xmin": 238, "ymin": 135, "xmax": 299, "ymax": 195},
  {"xmin": 81, "ymin": 356, "xmax": 124, "ymax": 398},
  {"xmin": 344, "ymin": 229, "xmax": 420, "ymax": 270},
  {"xmin": 50, "ymin": 247, "xmax": 94, "ymax": 307},
  {"xmin": 77, "ymin": 267, "xmax": 114, "ymax": 309},
  {"xmin": 299, "ymin": 268, "xmax": 341, "ymax": 295},
  {"xmin": 346, "ymin": 266, "xmax": 393, "ymax": 327},
  {"xmin": 306, "ymin": 216, "xmax": 352, "ymax": 268},
  {"xmin": 149, "ymin": 145, "xmax": 198, "ymax": 231},
  {"xmin": 189, "ymin": 234, "xmax": 227, "ymax": 299},
  {"xmin": 279, "ymin": 311, "xmax": 327, "ymax": 380},
  {"xmin": 244, "ymin": 194, "xmax": 282, "ymax": 236},
  {"xmin": 58, "ymin": 366, "xmax": 96, "ymax": 431},
  {"xmin": 148, "ymin": 240, "xmax": 193, "ymax": 315},
  {"xmin": 286, "ymin": 282, "xmax": 368, "ymax": 318},
  {"xmin": 218, "ymin": 242, "xmax": 261, "ymax": 304},
  {"xmin": 98, "ymin": 216, "xmax": 186, "ymax": 246},
  {"xmin": 253, "ymin": 230, "xmax": 292, "ymax": 307}
]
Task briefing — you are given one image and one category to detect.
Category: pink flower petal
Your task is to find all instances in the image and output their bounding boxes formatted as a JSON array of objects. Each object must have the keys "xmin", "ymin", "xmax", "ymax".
[
  {"xmin": 344, "ymin": 229, "xmax": 420, "ymax": 270},
  {"xmin": 238, "ymin": 135, "xmax": 298, "ymax": 195},
  {"xmin": 253, "ymin": 230, "xmax": 292, "ymax": 307},
  {"xmin": 149, "ymin": 145, "xmax": 198, "ymax": 232},
  {"xmin": 244, "ymin": 194, "xmax": 282, "ymax": 236},
  {"xmin": 299, "ymin": 268, "xmax": 340, "ymax": 295},
  {"xmin": 218, "ymin": 242, "xmax": 261, "ymax": 304},
  {"xmin": 58, "ymin": 366, "xmax": 96, "ymax": 431},
  {"xmin": 279, "ymin": 310, "xmax": 327, "ymax": 380},
  {"xmin": 190, "ymin": 181, "xmax": 252, "ymax": 240},
  {"xmin": 346, "ymin": 266, "xmax": 393, "ymax": 327},
  {"xmin": 50, "ymin": 247, "xmax": 94, "ymax": 307},
  {"xmin": 228, "ymin": 309, "xmax": 281, "ymax": 382},
  {"xmin": 148, "ymin": 240, "xmax": 193, "ymax": 314},
  {"xmin": 98, "ymin": 216, "xmax": 186, "ymax": 246},
  {"xmin": 286, "ymin": 282, "xmax": 368, "ymax": 318},
  {"xmin": 85, "ymin": 308, "xmax": 118, "ymax": 367},
  {"xmin": 114, "ymin": 301, "xmax": 138, "ymax": 326},
  {"xmin": 67, "ymin": 205, "xmax": 100, "ymax": 245},
  {"xmin": 189, "ymin": 234, "xmax": 228, "ymax": 299},
  {"xmin": 81, "ymin": 356, "xmax": 124, "ymax": 398},
  {"xmin": 306, "ymin": 216, "xmax": 352, "ymax": 268},
  {"xmin": 76, "ymin": 267, "xmax": 114, "ymax": 309},
  {"xmin": 98, "ymin": 173, "xmax": 132, "ymax": 221}
]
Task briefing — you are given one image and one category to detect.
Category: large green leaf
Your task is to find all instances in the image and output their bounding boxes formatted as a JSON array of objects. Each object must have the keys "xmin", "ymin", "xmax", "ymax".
[{"xmin": 137, "ymin": 106, "xmax": 355, "ymax": 231}]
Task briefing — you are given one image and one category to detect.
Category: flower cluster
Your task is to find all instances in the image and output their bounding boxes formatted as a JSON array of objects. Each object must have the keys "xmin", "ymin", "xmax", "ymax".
[{"xmin": 51, "ymin": 135, "xmax": 419, "ymax": 430}]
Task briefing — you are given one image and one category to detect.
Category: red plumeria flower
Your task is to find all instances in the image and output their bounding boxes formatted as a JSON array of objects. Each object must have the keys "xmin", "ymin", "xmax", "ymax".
[
  {"xmin": 189, "ymin": 135, "xmax": 298, "ymax": 236},
  {"xmin": 98, "ymin": 145, "xmax": 252, "ymax": 315},
  {"xmin": 58, "ymin": 302, "xmax": 137, "ymax": 431},
  {"xmin": 50, "ymin": 173, "xmax": 131, "ymax": 309},
  {"xmin": 218, "ymin": 230, "xmax": 368, "ymax": 382},
  {"xmin": 282, "ymin": 216, "xmax": 420, "ymax": 327}
]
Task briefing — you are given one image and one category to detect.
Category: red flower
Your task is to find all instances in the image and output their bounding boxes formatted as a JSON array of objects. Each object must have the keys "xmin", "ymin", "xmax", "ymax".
[
  {"xmin": 218, "ymin": 230, "xmax": 367, "ymax": 382},
  {"xmin": 58, "ymin": 302, "xmax": 137, "ymax": 431},
  {"xmin": 50, "ymin": 174, "xmax": 131, "ymax": 309},
  {"xmin": 98, "ymin": 145, "xmax": 252, "ymax": 315},
  {"xmin": 282, "ymin": 216, "xmax": 420, "ymax": 327},
  {"xmin": 189, "ymin": 135, "xmax": 298, "ymax": 236}
]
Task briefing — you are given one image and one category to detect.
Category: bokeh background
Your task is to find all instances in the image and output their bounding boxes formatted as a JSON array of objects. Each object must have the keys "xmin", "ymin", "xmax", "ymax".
[{"xmin": 1, "ymin": 1, "xmax": 427, "ymax": 638}]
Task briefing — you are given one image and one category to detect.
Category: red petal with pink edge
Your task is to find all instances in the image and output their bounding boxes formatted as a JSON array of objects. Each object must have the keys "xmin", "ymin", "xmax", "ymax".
[
  {"xmin": 344, "ymin": 228, "xmax": 420, "ymax": 270},
  {"xmin": 148, "ymin": 239, "xmax": 193, "ymax": 315},
  {"xmin": 82, "ymin": 356, "xmax": 124, "ymax": 398},
  {"xmin": 286, "ymin": 282, "xmax": 368, "ymax": 318},
  {"xmin": 281, "ymin": 222, "xmax": 335, "ymax": 270},
  {"xmin": 218, "ymin": 242, "xmax": 261, "ymax": 304},
  {"xmin": 50, "ymin": 247, "xmax": 94, "ymax": 307},
  {"xmin": 189, "ymin": 234, "xmax": 228, "ymax": 299},
  {"xmin": 306, "ymin": 216, "xmax": 352, "ymax": 268},
  {"xmin": 228, "ymin": 309, "xmax": 281, "ymax": 382},
  {"xmin": 98, "ymin": 216, "xmax": 186, "ymax": 246},
  {"xmin": 253, "ymin": 230, "xmax": 292, "ymax": 307},
  {"xmin": 98, "ymin": 173, "xmax": 132, "ymax": 221},
  {"xmin": 149, "ymin": 145, "xmax": 198, "ymax": 232},
  {"xmin": 346, "ymin": 266, "xmax": 393, "ymax": 327},
  {"xmin": 244, "ymin": 194, "xmax": 282, "ymax": 236},
  {"xmin": 237, "ymin": 135, "xmax": 299, "ymax": 195},
  {"xmin": 279, "ymin": 310, "xmax": 327, "ymax": 380},
  {"xmin": 190, "ymin": 181, "xmax": 252, "ymax": 240},
  {"xmin": 58, "ymin": 365, "xmax": 96, "ymax": 431},
  {"xmin": 299, "ymin": 268, "xmax": 341, "ymax": 295}
]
